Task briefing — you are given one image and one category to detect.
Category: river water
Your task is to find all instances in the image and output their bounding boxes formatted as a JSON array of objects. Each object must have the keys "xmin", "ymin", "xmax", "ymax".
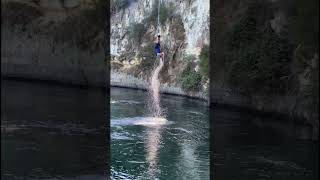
[
  {"xmin": 212, "ymin": 106, "xmax": 319, "ymax": 180},
  {"xmin": 111, "ymin": 87, "xmax": 210, "ymax": 179},
  {"xmin": 1, "ymin": 80, "xmax": 108, "ymax": 179},
  {"xmin": 2, "ymin": 80, "xmax": 318, "ymax": 180}
]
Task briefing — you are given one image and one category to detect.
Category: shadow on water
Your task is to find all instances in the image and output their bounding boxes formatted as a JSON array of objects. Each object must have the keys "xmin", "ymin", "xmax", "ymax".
[
  {"xmin": 211, "ymin": 105, "xmax": 319, "ymax": 180},
  {"xmin": 1, "ymin": 79, "xmax": 108, "ymax": 179}
]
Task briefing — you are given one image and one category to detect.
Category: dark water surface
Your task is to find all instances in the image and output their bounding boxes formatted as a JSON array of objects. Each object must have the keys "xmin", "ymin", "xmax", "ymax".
[
  {"xmin": 111, "ymin": 87, "xmax": 210, "ymax": 180},
  {"xmin": 1, "ymin": 80, "xmax": 108, "ymax": 179},
  {"xmin": 2, "ymin": 80, "xmax": 318, "ymax": 180},
  {"xmin": 212, "ymin": 106, "xmax": 319, "ymax": 180}
]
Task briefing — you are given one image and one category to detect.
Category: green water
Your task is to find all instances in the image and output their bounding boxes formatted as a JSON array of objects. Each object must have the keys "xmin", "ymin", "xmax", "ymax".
[
  {"xmin": 2, "ymin": 80, "xmax": 317, "ymax": 179},
  {"xmin": 111, "ymin": 87, "xmax": 210, "ymax": 179}
]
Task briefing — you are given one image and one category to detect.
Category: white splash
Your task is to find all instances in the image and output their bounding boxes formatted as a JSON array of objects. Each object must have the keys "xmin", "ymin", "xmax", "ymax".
[
  {"xmin": 111, "ymin": 117, "xmax": 169, "ymax": 127},
  {"xmin": 148, "ymin": 57, "xmax": 164, "ymax": 117}
]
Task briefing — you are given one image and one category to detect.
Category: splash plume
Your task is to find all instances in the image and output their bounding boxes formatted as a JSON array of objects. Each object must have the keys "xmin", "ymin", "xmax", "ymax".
[{"xmin": 148, "ymin": 58, "xmax": 164, "ymax": 117}]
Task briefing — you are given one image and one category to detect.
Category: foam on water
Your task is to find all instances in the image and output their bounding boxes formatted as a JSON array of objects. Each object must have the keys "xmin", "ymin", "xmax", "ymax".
[
  {"xmin": 111, "ymin": 132, "xmax": 134, "ymax": 140},
  {"xmin": 111, "ymin": 99, "xmax": 142, "ymax": 105},
  {"xmin": 111, "ymin": 117, "xmax": 170, "ymax": 127},
  {"xmin": 173, "ymin": 127, "xmax": 193, "ymax": 134}
]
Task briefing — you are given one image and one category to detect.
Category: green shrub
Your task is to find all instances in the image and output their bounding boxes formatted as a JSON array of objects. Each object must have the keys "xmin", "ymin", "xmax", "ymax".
[
  {"xmin": 184, "ymin": 54, "xmax": 196, "ymax": 62},
  {"xmin": 139, "ymin": 57, "xmax": 155, "ymax": 74},
  {"xmin": 144, "ymin": 1, "xmax": 175, "ymax": 27},
  {"xmin": 199, "ymin": 44, "xmax": 209, "ymax": 78},
  {"xmin": 128, "ymin": 23, "xmax": 147, "ymax": 45},
  {"xmin": 51, "ymin": 0, "xmax": 106, "ymax": 49},
  {"xmin": 169, "ymin": 14, "xmax": 185, "ymax": 43},
  {"xmin": 1, "ymin": 2, "xmax": 43, "ymax": 27},
  {"xmin": 282, "ymin": 0, "xmax": 319, "ymax": 116},
  {"xmin": 158, "ymin": 2, "xmax": 174, "ymax": 25},
  {"xmin": 285, "ymin": 0, "xmax": 319, "ymax": 51},
  {"xmin": 137, "ymin": 42, "xmax": 157, "ymax": 73},
  {"xmin": 226, "ymin": 2, "xmax": 292, "ymax": 95},
  {"xmin": 180, "ymin": 62, "xmax": 202, "ymax": 92},
  {"xmin": 111, "ymin": 0, "xmax": 135, "ymax": 12}
]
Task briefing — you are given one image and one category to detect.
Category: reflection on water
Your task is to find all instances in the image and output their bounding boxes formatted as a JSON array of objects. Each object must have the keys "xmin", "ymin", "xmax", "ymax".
[
  {"xmin": 1, "ymin": 80, "xmax": 108, "ymax": 179},
  {"xmin": 145, "ymin": 126, "xmax": 163, "ymax": 178},
  {"xmin": 111, "ymin": 87, "xmax": 209, "ymax": 179}
]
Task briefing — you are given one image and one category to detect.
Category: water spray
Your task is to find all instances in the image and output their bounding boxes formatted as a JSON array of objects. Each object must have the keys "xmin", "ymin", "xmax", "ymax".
[{"xmin": 148, "ymin": 58, "xmax": 164, "ymax": 117}]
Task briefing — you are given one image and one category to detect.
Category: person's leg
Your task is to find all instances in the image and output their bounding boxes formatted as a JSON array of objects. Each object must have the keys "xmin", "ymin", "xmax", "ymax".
[
  {"xmin": 160, "ymin": 57, "xmax": 163, "ymax": 64},
  {"xmin": 160, "ymin": 53, "xmax": 164, "ymax": 63},
  {"xmin": 160, "ymin": 52, "xmax": 164, "ymax": 59}
]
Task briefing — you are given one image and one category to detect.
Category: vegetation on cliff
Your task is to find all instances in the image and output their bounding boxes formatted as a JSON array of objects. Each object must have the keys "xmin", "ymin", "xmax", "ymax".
[
  {"xmin": 1, "ymin": 0, "xmax": 106, "ymax": 52},
  {"xmin": 51, "ymin": 0, "xmax": 107, "ymax": 51},
  {"xmin": 214, "ymin": 0, "xmax": 318, "ymax": 133},
  {"xmin": 180, "ymin": 60, "xmax": 202, "ymax": 92},
  {"xmin": 111, "ymin": 0, "xmax": 137, "ymax": 13},
  {"xmin": 112, "ymin": 0, "xmax": 210, "ymax": 93},
  {"xmin": 199, "ymin": 44, "xmax": 209, "ymax": 78},
  {"xmin": 1, "ymin": 1, "xmax": 43, "ymax": 28}
]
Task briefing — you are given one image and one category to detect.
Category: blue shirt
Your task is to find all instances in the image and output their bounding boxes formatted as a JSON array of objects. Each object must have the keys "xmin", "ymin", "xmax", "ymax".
[{"xmin": 155, "ymin": 43, "xmax": 161, "ymax": 55}]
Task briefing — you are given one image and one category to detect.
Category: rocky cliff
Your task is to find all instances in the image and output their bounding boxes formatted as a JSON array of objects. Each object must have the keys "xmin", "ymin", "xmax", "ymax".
[
  {"xmin": 110, "ymin": 0, "xmax": 210, "ymax": 99},
  {"xmin": 212, "ymin": 0, "xmax": 319, "ymax": 140},
  {"xmin": 1, "ymin": 0, "xmax": 107, "ymax": 87}
]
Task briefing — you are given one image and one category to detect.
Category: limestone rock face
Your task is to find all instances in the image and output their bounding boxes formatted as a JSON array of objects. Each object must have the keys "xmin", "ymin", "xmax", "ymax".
[
  {"xmin": 111, "ymin": 0, "xmax": 210, "ymax": 91},
  {"xmin": 111, "ymin": 0, "xmax": 210, "ymax": 57}
]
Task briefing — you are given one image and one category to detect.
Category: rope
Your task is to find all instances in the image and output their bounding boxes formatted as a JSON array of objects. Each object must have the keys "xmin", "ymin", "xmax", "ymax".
[{"xmin": 157, "ymin": 0, "xmax": 161, "ymax": 35}]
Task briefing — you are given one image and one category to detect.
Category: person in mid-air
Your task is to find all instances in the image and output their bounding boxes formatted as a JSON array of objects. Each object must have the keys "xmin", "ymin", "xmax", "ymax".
[{"xmin": 155, "ymin": 34, "xmax": 164, "ymax": 59}]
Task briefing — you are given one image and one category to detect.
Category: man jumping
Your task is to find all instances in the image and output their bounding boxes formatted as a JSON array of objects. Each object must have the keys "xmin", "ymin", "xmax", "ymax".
[{"xmin": 155, "ymin": 34, "xmax": 164, "ymax": 59}]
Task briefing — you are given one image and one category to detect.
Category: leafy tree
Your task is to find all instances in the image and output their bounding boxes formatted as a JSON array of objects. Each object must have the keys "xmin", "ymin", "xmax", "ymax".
[
  {"xmin": 128, "ymin": 23, "xmax": 147, "ymax": 45},
  {"xmin": 180, "ymin": 62, "xmax": 202, "ymax": 92},
  {"xmin": 227, "ymin": 1, "xmax": 292, "ymax": 94},
  {"xmin": 199, "ymin": 44, "xmax": 209, "ymax": 78}
]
